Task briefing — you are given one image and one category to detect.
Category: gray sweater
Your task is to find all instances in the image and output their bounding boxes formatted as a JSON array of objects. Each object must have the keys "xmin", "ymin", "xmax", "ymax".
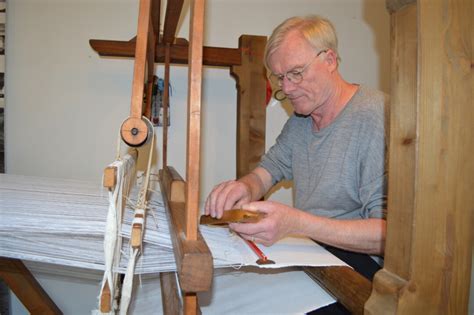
[{"xmin": 260, "ymin": 85, "xmax": 388, "ymax": 220}]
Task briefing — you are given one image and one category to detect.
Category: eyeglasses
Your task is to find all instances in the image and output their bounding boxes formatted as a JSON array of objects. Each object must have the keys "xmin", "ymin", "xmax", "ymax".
[{"xmin": 269, "ymin": 49, "xmax": 328, "ymax": 88}]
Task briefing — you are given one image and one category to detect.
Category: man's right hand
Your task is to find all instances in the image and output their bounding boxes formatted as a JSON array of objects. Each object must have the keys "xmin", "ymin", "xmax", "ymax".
[{"xmin": 204, "ymin": 180, "xmax": 252, "ymax": 219}]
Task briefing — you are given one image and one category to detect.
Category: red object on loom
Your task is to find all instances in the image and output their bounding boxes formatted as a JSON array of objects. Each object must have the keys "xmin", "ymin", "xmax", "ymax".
[{"xmin": 266, "ymin": 79, "xmax": 273, "ymax": 106}]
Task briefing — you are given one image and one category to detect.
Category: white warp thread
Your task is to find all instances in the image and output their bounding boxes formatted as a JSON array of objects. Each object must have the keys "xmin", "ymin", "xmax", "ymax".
[
  {"xmin": 119, "ymin": 248, "xmax": 139, "ymax": 315},
  {"xmin": 0, "ymin": 165, "xmax": 178, "ymax": 274},
  {"xmin": 98, "ymin": 153, "xmax": 136, "ymax": 314}
]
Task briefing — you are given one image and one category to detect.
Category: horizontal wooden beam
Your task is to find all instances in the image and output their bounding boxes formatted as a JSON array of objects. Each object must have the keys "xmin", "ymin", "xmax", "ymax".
[
  {"xmin": 89, "ymin": 39, "xmax": 241, "ymax": 67},
  {"xmin": 304, "ymin": 266, "xmax": 372, "ymax": 315}
]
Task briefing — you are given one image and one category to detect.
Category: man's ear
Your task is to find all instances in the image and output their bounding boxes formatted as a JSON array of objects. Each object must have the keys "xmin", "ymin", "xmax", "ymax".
[{"xmin": 324, "ymin": 49, "xmax": 338, "ymax": 72}]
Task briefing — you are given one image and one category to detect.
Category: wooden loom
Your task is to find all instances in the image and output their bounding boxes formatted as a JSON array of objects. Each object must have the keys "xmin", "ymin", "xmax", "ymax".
[
  {"xmin": 90, "ymin": 0, "xmax": 474, "ymax": 313},
  {"xmin": 0, "ymin": 0, "xmax": 471, "ymax": 314},
  {"xmin": 90, "ymin": 0, "xmax": 372, "ymax": 313}
]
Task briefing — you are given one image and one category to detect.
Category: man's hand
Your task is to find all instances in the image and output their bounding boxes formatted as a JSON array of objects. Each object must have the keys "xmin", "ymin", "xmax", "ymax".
[
  {"xmin": 204, "ymin": 180, "xmax": 252, "ymax": 219},
  {"xmin": 230, "ymin": 201, "xmax": 387, "ymax": 255},
  {"xmin": 229, "ymin": 201, "xmax": 301, "ymax": 246},
  {"xmin": 204, "ymin": 167, "xmax": 273, "ymax": 219}
]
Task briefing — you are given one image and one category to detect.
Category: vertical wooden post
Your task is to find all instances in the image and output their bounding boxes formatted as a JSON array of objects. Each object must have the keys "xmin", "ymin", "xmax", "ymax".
[
  {"xmin": 185, "ymin": 0, "xmax": 205, "ymax": 241},
  {"xmin": 145, "ymin": 0, "xmax": 160, "ymax": 119},
  {"xmin": 231, "ymin": 35, "xmax": 267, "ymax": 178},
  {"xmin": 381, "ymin": 3, "xmax": 417, "ymax": 280},
  {"xmin": 160, "ymin": 272, "xmax": 182, "ymax": 314},
  {"xmin": 404, "ymin": 0, "xmax": 473, "ymax": 312},
  {"xmin": 365, "ymin": 4, "xmax": 417, "ymax": 312},
  {"xmin": 120, "ymin": 0, "xmax": 153, "ymax": 147},
  {"xmin": 151, "ymin": 0, "xmax": 161, "ymax": 39},
  {"xmin": 366, "ymin": 0, "xmax": 473, "ymax": 313},
  {"xmin": 131, "ymin": 0, "xmax": 152, "ymax": 119},
  {"xmin": 163, "ymin": 44, "xmax": 171, "ymax": 168},
  {"xmin": 144, "ymin": 16, "xmax": 156, "ymax": 119},
  {"xmin": 184, "ymin": 1, "xmax": 205, "ymax": 313}
]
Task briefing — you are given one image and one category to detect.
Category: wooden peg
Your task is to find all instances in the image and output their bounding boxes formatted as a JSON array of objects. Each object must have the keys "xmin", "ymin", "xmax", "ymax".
[
  {"xmin": 131, "ymin": 222, "xmax": 144, "ymax": 248},
  {"xmin": 103, "ymin": 166, "xmax": 117, "ymax": 190},
  {"xmin": 99, "ymin": 280, "xmax": 112, "ymax": 313},
  {"xmin": 131, "ymin": 208, "xmax": 146, "ymax": 248}
]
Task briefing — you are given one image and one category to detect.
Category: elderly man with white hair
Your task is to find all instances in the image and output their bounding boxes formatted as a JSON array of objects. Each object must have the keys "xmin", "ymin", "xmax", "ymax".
[{"xmin": 205, "ymin": 16, "xmax": 388, "ymax": 299}]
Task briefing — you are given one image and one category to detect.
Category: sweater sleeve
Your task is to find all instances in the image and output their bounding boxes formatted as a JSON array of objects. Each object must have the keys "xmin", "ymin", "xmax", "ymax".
[
  {"xmin": 357, "ymin": 99, "xmax": 388, "ymax": 219},
  {"xmin": 259, "ymin": 116, "xmax": 296, "ymax": 185}
]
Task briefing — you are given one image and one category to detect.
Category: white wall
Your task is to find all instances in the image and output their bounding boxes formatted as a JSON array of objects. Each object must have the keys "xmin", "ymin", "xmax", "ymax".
[{"xmin": 5, "ymin": 0, "xmax": 391, "ymax": 313}]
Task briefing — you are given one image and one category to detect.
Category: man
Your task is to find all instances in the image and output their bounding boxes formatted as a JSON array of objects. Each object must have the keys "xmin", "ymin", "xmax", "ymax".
[{"xmin": 205, "ymin": 15, "xmax": 387, "ymax": 267}]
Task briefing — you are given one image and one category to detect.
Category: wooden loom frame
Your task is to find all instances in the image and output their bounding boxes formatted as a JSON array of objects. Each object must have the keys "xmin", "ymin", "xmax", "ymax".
[{"xmin": 0, "ymin": 0, "xmax": 471, "ymax": 314}]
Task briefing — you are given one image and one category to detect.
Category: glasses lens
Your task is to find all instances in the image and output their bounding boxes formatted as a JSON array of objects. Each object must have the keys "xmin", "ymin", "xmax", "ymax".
[{"xmin": 287, "ymin": 71, "xmax": 303, "ymax": 84}]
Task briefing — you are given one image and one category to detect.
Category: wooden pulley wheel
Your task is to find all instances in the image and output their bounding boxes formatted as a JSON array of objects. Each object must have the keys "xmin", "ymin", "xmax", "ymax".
[{"xmin": 120, "ymin": 116, "xmax": 150, "ymax": 147}]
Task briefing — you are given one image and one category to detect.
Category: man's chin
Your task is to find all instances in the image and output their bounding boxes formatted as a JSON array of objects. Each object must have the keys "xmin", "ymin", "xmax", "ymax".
[{"xmin": 292, "ymin": 105, "xmax": 311, "ymax": 117}]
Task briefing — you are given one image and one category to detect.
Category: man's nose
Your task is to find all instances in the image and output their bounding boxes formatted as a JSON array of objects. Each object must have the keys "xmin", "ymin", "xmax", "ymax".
[{"xmin": 280, "ymin": 77, "xmax": 297, "ymax": 94}]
